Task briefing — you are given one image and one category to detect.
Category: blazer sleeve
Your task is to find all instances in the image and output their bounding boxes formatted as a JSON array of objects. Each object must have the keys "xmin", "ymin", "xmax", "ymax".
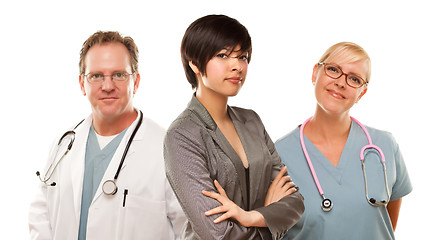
[
  {"xmin": 164, "ymin": 125, "xmax": 263, "ymax": 240},
  {"xmin": 251, "ymin": 111, "xmax": 305, "ymax": 239},
  {"xmin": 164, "ymin": 177, "xmax": 187, "ymax": 240}
]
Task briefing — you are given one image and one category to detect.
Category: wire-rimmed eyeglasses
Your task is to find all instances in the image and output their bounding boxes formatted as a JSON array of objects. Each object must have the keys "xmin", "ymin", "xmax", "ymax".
[{"xmin": 83, "ymin": 72, "xmax": 135, "ymax": 85}]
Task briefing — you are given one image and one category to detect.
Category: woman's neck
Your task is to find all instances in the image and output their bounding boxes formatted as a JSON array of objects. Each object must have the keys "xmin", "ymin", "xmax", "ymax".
[
  {"xmin": 196, "ymin": 89, "xmax": 230, "ymax": 123},
  {"xmin": 305, "ymin": 107, "xmax": 352, "ymax": 142}
]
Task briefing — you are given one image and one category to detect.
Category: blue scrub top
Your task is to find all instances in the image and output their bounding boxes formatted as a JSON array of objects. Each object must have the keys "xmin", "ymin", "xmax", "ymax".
[
  {"xmin": 78, "ymin": 126, "xmax": 127, "ymax": 240},
  {"xmin": 275, "ymin": 120, "xmax": 412, "ymax": 240}
]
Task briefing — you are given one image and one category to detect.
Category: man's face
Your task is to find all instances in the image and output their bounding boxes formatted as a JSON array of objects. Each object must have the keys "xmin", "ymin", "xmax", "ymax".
[{"xmin": 79, "ymin": 42, "xmax": 139, "ymax": 121}]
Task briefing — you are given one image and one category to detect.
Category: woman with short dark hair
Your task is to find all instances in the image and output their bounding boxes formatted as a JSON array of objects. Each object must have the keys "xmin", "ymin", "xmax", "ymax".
[{"xmin": 164, "ymin": 15, "xmax": 305, "ymax": 239}]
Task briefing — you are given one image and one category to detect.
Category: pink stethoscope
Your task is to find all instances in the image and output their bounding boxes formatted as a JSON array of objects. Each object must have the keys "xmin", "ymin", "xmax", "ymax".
[{"xmin": 300, "ymin": 116, "xmax": 390, "ymax": 212}]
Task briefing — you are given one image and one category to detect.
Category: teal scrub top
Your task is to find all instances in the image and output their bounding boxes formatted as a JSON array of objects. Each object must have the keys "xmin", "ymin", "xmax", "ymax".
[
  {"xmin": 78, "ymin": 126, "xmax": 127, "ymax": 240},
  {"xmin": 275, "ymin": 120, "xmax": 412, "ymax": 240}
]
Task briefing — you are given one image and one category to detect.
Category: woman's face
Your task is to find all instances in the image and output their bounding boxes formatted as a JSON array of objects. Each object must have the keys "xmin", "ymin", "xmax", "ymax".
[
  {"xmin": 196, "ymin": 45, "xmax": 249, "ymax": 97},
  {"xmin": 312, "ymin": 55, "xmax": 369, "ymax": 116}
]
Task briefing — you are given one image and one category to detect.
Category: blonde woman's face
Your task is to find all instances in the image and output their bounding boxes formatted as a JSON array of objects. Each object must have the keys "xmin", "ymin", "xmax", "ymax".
[{"xmin": 312, "ymin": 56, "xmax": 369, "ymax": 115}]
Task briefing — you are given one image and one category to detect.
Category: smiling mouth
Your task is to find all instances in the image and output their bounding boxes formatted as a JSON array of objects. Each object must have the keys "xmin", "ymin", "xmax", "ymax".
[
  {"xmin": 100, "ymin": 97, "xmax": 118, "ymax": 101},
  {"xmin": 226, "ymin": 77, "xmax": 243, "ymax": 84},
  {"xmin": 327, "ymin": 89, "xmax": 345, "ymax": 99}
]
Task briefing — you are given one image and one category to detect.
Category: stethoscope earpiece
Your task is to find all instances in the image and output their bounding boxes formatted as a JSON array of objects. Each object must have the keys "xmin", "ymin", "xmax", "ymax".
[{"xmin": 36, "ymin": 120, "xmax": 85, "ymax": 187}]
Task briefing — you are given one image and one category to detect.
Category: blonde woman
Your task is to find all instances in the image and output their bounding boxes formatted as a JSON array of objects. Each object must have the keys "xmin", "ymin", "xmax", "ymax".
[{"xmin": 275, "ymin": 42, "xmax": 412, "ymax": 240}]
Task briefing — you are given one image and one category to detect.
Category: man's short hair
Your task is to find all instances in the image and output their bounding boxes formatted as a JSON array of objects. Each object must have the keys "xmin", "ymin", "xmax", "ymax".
[{"xmin": 79, "ymin": 31, "xmax": 139, "ymax": 75}]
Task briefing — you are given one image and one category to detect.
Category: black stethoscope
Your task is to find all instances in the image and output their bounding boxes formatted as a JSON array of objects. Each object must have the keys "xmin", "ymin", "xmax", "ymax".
[{"xmin": 36, "ymin": 111, "xmax": 143, "ymax": 196}]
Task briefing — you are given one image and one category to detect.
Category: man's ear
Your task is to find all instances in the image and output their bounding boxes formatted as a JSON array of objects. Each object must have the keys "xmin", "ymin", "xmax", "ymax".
[
  {"xmin": 79, "ymin": 75, "xmax": 86, "ymax": 96},
  {"xmin": 133, "ymin": 73, "xmax": 141, "ymax": 94}
]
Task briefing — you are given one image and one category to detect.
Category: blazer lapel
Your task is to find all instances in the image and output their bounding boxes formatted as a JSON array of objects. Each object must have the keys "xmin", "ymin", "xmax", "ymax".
[
  {"xmin": 229, "ymin": 107, "xmax": 265, "ymax": 209},
  {"xmin": 213, "ymin": 128, "xmax": 249, "ymax": 208},
  {"xmin": 187, "ymin": 96, "xmax": 249, "ymax": 208}
]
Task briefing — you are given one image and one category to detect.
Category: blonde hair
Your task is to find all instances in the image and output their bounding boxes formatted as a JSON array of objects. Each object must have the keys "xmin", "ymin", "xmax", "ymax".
[{"xmin": 318, "ymin": 42, "xmax": 371, "ymax": 82}]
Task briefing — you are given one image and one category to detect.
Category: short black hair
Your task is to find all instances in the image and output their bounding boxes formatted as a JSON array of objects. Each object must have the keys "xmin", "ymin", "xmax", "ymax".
[{"xmin": 181, "ymin": 15, "xmax": 252, "ymax": 89}]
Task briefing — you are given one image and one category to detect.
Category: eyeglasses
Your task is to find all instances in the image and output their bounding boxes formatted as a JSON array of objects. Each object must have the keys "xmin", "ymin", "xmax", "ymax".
[
  {"xmin": 84, "ymin": 72, "xmax": 135, "ymax": 85},
  {"xmin": 318, "ymin": 63, "xmax": 368, "ymax": 88}
]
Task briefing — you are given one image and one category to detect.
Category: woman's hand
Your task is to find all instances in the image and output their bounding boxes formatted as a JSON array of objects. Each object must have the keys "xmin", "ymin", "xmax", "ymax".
[
  {"xmin": 202, "ymin": 180, "xmax": 266, "ymax": 227},
  {"xmin": 264, "ymin": 166, "xmax": 297, "ymax": 206}
]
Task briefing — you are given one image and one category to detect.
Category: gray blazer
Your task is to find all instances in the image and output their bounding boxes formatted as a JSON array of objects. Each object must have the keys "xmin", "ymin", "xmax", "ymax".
[{"xmin": 164, "ymin": 95, "xmax": 304, "ymax": 240}]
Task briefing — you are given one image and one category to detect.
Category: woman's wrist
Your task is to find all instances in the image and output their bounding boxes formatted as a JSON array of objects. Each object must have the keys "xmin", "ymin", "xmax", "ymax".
[{"xmin": 245, "ymin": 210, "xmax": 266, "ymax": 227}]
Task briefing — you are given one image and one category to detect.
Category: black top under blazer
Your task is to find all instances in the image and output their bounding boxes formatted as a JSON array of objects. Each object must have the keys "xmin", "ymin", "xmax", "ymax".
[{"xmin": 164, "ymin": 95, "xmax": 304, "ymax": 240}]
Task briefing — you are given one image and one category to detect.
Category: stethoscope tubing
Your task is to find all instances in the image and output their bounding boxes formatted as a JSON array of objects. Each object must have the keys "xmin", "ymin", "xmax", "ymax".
[
  {"xmin": 101, "ymin": 111, "xmax": 143, "ymax": 195},
  {"xmin": 300, "ymin": 116, "xmax": 390, "ymax": 210},
  {"xmin": 299, "ymin": 117, "xmax": 325, "ymax": 195},
  {"xmin": 352, "ymin": 116, "xmax": 391, "ymax": 205},
  {"xmin": 112, "ymin": 111, "xmax": 143, "ymax": 181},
  {"xmin": 351, "ymin": 116, "xmax": 386, "ymax": 163},
  {"xmin": 37, "ymin": 121, "xmax": 83, "ymax": 186},
  {"xmin": 37, "ymin": 112, "xmax": 143, "ymax": 193},
  {"xmin": 37, "ymin": 145, "xmax": 71, "ymax": 186}
]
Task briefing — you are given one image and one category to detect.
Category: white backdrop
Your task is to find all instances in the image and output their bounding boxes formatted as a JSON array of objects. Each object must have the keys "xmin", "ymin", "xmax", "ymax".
[{"xmin": 1, "ymin": 0, "xmax": 443, "ymax": 238}]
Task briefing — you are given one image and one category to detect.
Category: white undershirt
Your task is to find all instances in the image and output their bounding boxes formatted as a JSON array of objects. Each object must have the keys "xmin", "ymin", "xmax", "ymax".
[{"xmin": 95, "ymin": 132, "xmax": 119, "ymax": 150}]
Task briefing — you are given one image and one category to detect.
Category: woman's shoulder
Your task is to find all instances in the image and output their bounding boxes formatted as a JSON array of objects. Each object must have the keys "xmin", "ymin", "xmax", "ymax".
[
  {"xmin": 229, "ymin": 106, "xmax": 269, "ymax": 134},
  {"xmin": 276, "ymin": 127, "xmax": 300, "ymax": 143},
  {"xmin": 362, "ymin": 123, "xmax": 393, "ymax": 138},
  {"xmin": 166, "ymin": 109, "xmax": 206, "ymax": 137},
  {"xmin": 275, "ymin": 127, "xmax": 301, "ymax": 153},
  {"xmin": 358, "ymin": 122, "xmax": 399, "ymax": 148},
  {"xmin": 229, "ymin": 106, "xmax": 259, "ymax": 121}
]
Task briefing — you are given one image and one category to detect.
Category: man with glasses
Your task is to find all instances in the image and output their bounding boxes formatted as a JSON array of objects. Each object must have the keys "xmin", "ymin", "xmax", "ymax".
[{"xmin": 29, "ymin": 31, "xmax": 185, "ymax": 240}]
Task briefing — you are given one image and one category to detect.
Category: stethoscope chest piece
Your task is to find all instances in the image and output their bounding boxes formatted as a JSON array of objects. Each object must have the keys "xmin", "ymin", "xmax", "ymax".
[
  {"xmin": 321, "ymin": 198, "xmax": 333, "ymax": 212},
  {"xmin": 102, "ymin": 179, "xmax": 118, "ymax": 195}
]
